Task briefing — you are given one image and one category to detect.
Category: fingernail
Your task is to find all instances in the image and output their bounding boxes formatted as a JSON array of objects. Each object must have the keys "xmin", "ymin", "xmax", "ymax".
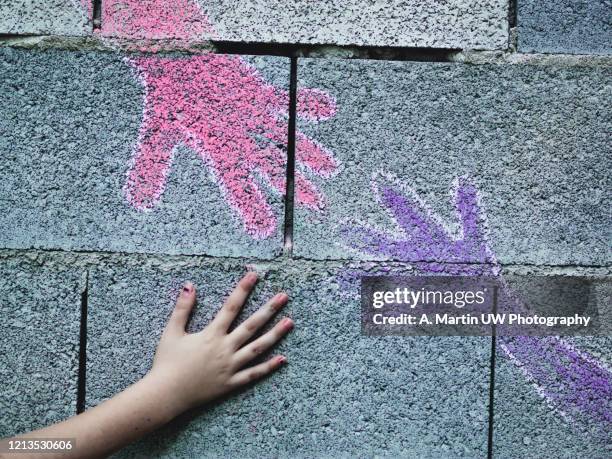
[
  {"xmin": 182, "ymin": 282, "xmax": 193, "ymax": 294},
  {"xmin": 272, "ymin": 293, "xmax": 288, "ymax": 308},
  {"xmin": 246, "ymin": 272, "xmax": 258, "ymax": 285},
  {"xmin": 277, "ymin": 292, "xmax": 289, "ymax": 302},
  {"xmin": 282, "ymin": 318, "xmax": 294, "ymax": 330},
  {"xmin": 270, "ymin": 293, "xmax": 288, "ymax": 312},
  {"xmin": 277, "ymin": 356, "xmax": 287, "ymax": 365}
]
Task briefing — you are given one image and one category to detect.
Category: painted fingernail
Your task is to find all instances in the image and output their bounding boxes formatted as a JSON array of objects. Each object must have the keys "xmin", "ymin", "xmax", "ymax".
[
  {"xmin": 182, "ymin": 282, "xmax": 193, "ymax": 294},
  {"xmin": 277, "ymin": 356, "xmax": 287, "ymax": 365}
]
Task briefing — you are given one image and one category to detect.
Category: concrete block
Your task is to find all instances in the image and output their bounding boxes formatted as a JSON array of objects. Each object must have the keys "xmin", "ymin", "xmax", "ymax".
[
  {"xmin": 493, "ymin": 336, "xmax": 612, "ymax": 457},
  {"xmin": 518, "ymin": 0, "xmax": 612, "ymax": 55},
  {"xmin": 97, "ymin": 0, "xmax": 508, "ymax": 50},
  {"xmin": 86, "ymin": 261, "xmax": 491, "ymax": 457},
  {"xmin": 0, "ymin": 47, "xmax": 291, "ymax": 258},
  {"xmin": 0, "ymin": 259, "xmax": 82, "ymax": 437},
  {"xmin": 0, "ymin": 0, "xmax": 90, "ymax": 36},
  {"xmin": 294, "ymin": 59, "xmax": 611, "ymax": 266}
]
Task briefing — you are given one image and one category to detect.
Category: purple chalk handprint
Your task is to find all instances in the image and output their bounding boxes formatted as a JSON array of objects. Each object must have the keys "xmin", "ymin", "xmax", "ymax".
[
  {"xmin": 341, "ymin": 171, "xmax": 611, "ymax": 439},
  {"xmin": 341, "ymin": 171, "xmax": 497, "ymax": 275}
]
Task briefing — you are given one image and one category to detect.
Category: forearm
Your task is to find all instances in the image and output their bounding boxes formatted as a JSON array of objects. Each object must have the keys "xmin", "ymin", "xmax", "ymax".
[{"xmin": 7, "ymin": 374, "xmax": 180, "ymax": 459}]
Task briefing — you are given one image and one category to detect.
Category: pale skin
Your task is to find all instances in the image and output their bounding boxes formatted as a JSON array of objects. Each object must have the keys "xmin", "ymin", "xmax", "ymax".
[{"xmin": 1, "ymin": 272, "xmax": 293, "ymax": 459}]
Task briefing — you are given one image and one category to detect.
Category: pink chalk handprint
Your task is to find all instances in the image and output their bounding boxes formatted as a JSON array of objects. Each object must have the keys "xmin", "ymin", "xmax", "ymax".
[
  {"xmin": 76, "ymin": 0, "xmax": 214, "ymax": 40},
  {"xmin": 124, "ymin": 55, "xmax": 336, "ymax": 238},
  {"xmin": 100, "ymin": 0, "xmax": 215, "ymax": 40},
  {"xmin": 75, "ymin": 0, "xmax": 338, "ymax": 238}
]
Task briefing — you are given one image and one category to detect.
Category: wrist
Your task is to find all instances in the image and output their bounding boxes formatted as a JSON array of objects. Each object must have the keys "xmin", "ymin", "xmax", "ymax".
[{"xmin": 135, "ymin": 372, "xmax": 187, "ymax": 422}]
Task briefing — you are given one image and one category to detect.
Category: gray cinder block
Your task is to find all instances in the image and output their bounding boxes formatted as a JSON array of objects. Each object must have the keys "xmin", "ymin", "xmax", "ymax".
[
  {"xmin": 0, "ymin": 260, "xmax": 82, "ymax": 437},
  {"xmin": 0, "ymin": 0, "xmax": 90, "ymax": 36},
  {"xmin": 94, "ymin": 0, "xmax": 508, "ymax": 50},
  {"xmin": 202, "ymin": 0, "xmax": 508, "ymax": 50},
  {"xmin": 294, "ymin": 58, "xmax": 611, "ymax": 266},
  {"xmin": 86, "ymin": 261, "xmax": 491, "ymax": 457},
  {"xmin": 0, "ymin": 48, "xmax": 291, "ymax": 258},
  {"xmin": 518, "ymin": 0, "xmax": 612, "ymax": 55}
]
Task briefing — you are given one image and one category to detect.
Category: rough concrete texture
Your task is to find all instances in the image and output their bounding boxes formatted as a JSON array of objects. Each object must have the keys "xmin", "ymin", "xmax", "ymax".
[
  {"xmin": 0, "ymin": 259, "xmax": 82, "ymax": 437},
  {"xmin": 294, "ymin": 58, "xmax": 611, "ymax": 266},
  {"xmin": 97, "ymin": 0, "xmax": 508, "ymax": 50},
  {"xmin": 493, "ymin": 336, "xmax": 612, "ymax": 457},
  {"xmin": 86, "ymin": 261, "xmax": 491, "ymax": 457},
  {"xmin": 0, "ymin": 47, "xmax": 291, "ymax": 258},
  {"xmin": 518, "ymin": 0, "xmax": 612, "ymax": 55},
  {"xmin": 0, "ymin": 0, "xmax": 90, "ymax": 36}
]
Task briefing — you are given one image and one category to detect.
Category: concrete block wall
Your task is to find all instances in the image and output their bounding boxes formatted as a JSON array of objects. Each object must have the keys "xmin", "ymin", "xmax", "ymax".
[
  {"xmin": 0, "ymin": 1, "xmax": 91, "ymax": 36},
  {"xmin": 0, "ymin": 259, "xmax": 82, "ymax": 438},
  {"xmin": 518, "ymin": 0, "xmax": 612, "ymax": 55},
  {"xmin": 0, "ymin": 48, "xmax": 288, "ymax": 257},
  {"xmin": 86, "ymin": 261, "xmax": 491, "ymax": 457},
  {"xmin": 33, "ymin": 0, "xmax": 508, "ymax": 48},
  {"xmin": 294, "ymin": 59, "xmax": 611, "ymax": 266},
  {"xmin": 0, "ymin": 1, "xmax": 610, "ymax": 457}
]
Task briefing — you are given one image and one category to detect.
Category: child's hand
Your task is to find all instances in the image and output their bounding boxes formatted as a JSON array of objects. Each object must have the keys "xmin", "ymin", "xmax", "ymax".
[
  {"xmin": 7, "ymin": 272, "xmax": 293, "ymax": 458},
  {"xmin": 146, "ymin": 272, "xmax": 293, "ymax": 415}
]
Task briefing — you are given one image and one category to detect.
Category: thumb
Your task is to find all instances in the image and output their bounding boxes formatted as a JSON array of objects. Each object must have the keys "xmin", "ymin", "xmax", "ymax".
[{"xmin": 166, "ymin": 282, "xmax": 196, "ymax": 336}]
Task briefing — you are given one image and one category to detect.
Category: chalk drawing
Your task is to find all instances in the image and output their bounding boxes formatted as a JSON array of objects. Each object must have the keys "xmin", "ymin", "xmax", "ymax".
[
  {"xmin": 75, "ymin": 0, "xmax": 338, "ymax": 238},
  {"xmin": 70, "ymin": 0, "xmax": 610, "ymax": 438},
  {"xmin": 100, "ymin": 0, "xmax": 214, "ymax": 40},
  {"xmin": 76, "ymin": 0, "xmax": 213, "ymax": 40},
  {"xmin": 341, "ymin": 171, "xmax": 496, "ymax": 269},
  {"xmin": 124, "ymin": 55, "xmax": 336, "ymax": 238},
  {"xmin": 341, "ymin": 171, "xmax": 611, "ymax": 439}
]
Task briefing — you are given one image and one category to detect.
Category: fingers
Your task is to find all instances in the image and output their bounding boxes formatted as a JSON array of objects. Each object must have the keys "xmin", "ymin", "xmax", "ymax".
[
  {"xmin": 211, "ymin": 272, "xmax": 258, "ymax": 332},
  {"xmin": 233, "ymin": 317, "xmax": 293, "ymax": 368},
  {"xmin": 260, "ymin": 119, "xmax": 338, "ymax": 182},
  {"xmin": 296, "ymin": 131, "xmax": 338, "ymax": 177},
  {"xmin": 296, "ymin": 88, "xmax": 337, "ymax": 121},
  {"xmin": 294, "ymin": 170, "xmax": 325, "ymax": 209},
  {"xmin": 229, "ymin": 355, "xmax": 287, "ymax": 388},
  {"xmin": 249, "ymin": 144, "xmax": 287, "ymax": 196},
  {"xmin": 165, "ymin": 282, "xmax": 196, "ymax": 336},
  {"xmin": 229, "ymin": 293, "xmax": 289, "ymax": 347},
  {"xmin": 274, "ymin": 87, "xmax": 337, "ymax": 121},
  {"xmin": 263, "ymin": 119, "xmax": 338, "ymax": 178},
  {"xmin": 204, "ymin": 150, "xmax": 277, "ymax": 239}
]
